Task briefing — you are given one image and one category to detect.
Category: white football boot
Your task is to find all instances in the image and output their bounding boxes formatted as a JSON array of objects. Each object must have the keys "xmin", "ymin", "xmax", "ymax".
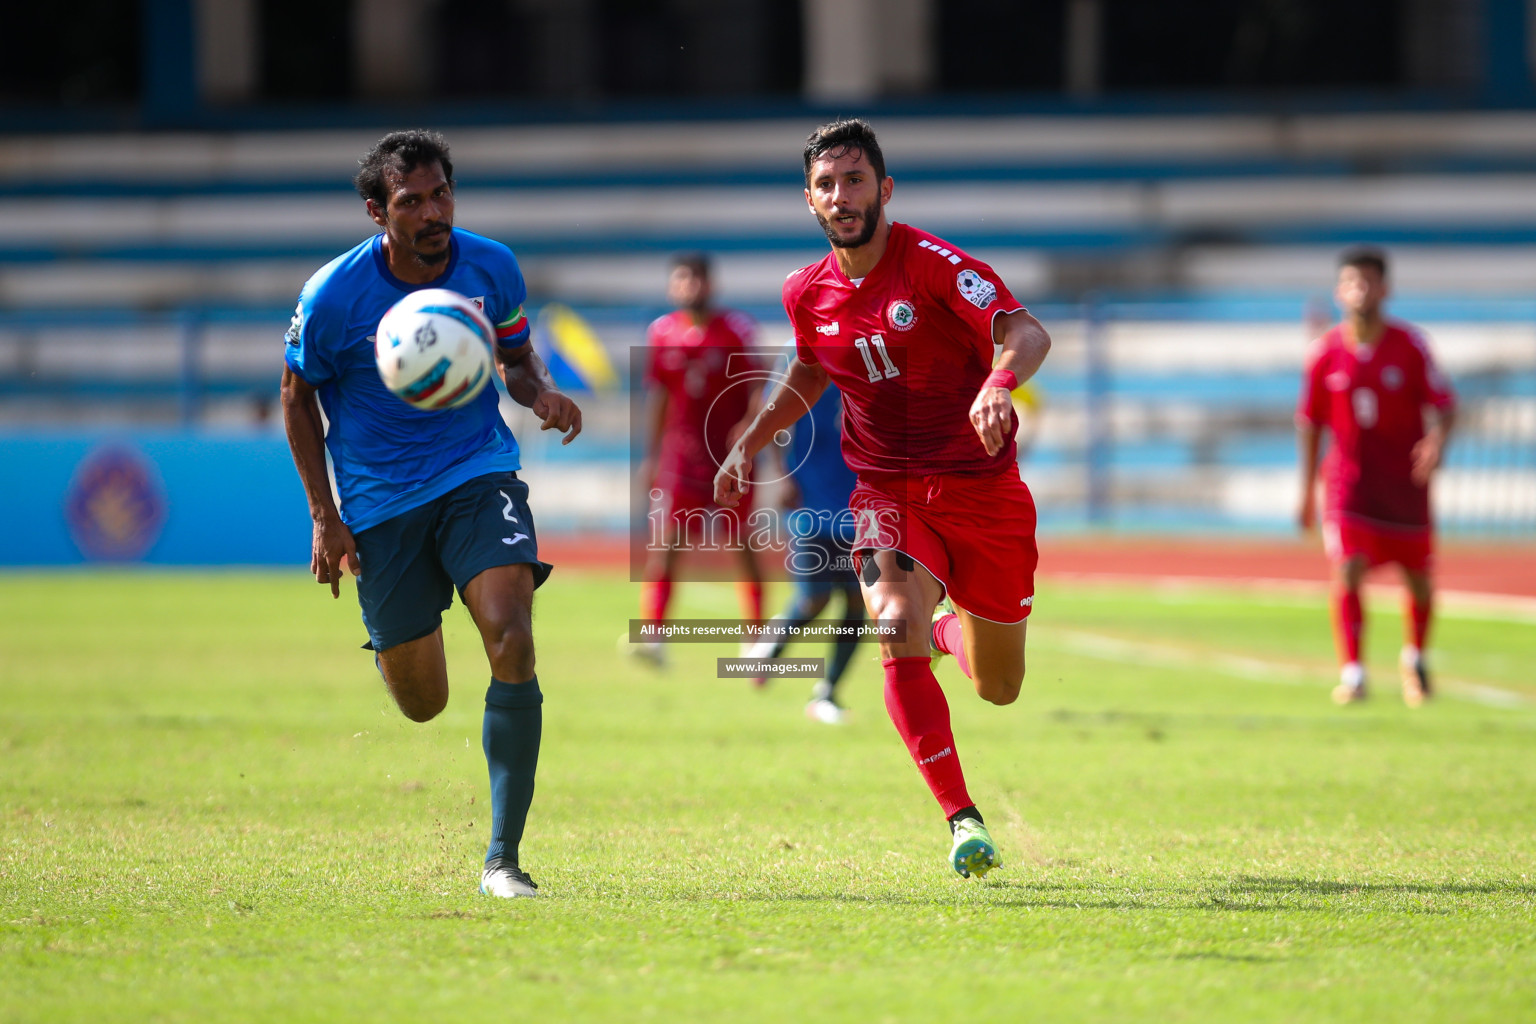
[{"xmin": 480, "ymin": 859, "xmax": 540, "ymax": 898}]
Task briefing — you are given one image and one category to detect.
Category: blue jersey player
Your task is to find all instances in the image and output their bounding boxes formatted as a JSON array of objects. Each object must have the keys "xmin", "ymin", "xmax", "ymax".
[
  {"xmin": 746, "ymin": 384, "xmax": 864, "ymax": 723},
  {"xmin": 280, "ymin": 130, "xmax": 581, "ymax": 899}
]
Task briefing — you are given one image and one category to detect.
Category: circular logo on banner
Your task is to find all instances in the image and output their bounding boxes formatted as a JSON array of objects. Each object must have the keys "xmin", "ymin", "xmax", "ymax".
[
  {"xmin": 886, "ymin": 299, "xmax": 917, "ymax": 332},
  {"xmin": 63, "ymin": 444, "xmax": 167, "ymax": 561}
]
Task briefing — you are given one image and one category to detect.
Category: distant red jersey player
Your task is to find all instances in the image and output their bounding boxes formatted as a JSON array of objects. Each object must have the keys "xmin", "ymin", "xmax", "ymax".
[
  {"xmin": 715, "ymin": 118, "xmax": 1052, "ymax": 879},
  {"xmin": 634, "ymin": 253, "xmax": 765, "ymax": 666},
  {"xmin": 1298, "ymin": 247, "xmax": 1456, "ymax": 707}
]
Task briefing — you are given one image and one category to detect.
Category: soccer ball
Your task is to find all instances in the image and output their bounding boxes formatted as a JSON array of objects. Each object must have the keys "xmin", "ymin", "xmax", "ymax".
[{"xmin": 375, "ymin": 288, "xmax": 495, "ymax": 411}]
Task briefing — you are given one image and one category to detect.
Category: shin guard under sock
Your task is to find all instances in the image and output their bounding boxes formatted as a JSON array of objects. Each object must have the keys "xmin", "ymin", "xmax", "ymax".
[
  {"xmin": 882, "ymin": 656, "xmax": 973, "ymax": 818},
  {"xmin": 483, "ymin": 676, "xmax": 543, "ymax": 865}
]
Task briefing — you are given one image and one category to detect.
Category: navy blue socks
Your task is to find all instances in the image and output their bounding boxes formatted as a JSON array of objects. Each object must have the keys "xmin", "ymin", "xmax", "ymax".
[
  {"xmin": 763, "ymin": 596, "xmax": 823, "ymax": 660},
  {"xmin": 483, "ymin": 676, "xmax": 543, "ymax": 866},
  {"xmin": 823, "ymin": 587, "xmax": 866, "ymax": 698}
]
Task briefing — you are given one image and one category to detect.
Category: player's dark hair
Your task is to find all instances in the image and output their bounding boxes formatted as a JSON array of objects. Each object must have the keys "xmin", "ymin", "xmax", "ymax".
[
  {"xmin": 1339, "ymin": 246, "xmax": 1388, "ymax": 278},
  {"xmin": 355, "ymin": 130, "xmax": 455, "ymax": 208},
  {"xmin": 670, "ymin": 251, "xmax": 711, "ymax": 279},
  {"xmin": 803, "ymin": 118, "xmax": 886, "ymax": 186}
]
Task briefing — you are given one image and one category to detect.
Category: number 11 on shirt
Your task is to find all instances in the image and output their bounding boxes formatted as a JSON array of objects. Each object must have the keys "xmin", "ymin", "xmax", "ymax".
[{"xmin": 853, "ymin": 334, "xmax": 901, "ymax": 382}]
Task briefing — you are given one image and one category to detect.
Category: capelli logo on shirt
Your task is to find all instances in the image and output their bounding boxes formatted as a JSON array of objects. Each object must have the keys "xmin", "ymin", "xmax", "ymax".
[{"xmin": 815, "ymin": 322, "xmax": 840, "ymax": 336}]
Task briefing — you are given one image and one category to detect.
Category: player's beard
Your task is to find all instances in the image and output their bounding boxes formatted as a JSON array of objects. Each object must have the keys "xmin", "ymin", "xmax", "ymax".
[
  {"xmin": 816, "ymin": 196, "xmax": 881, "ymax": 249},
  {"xmin": 411, "ymin": 223, "xmax": 452, "ymax": 266}
]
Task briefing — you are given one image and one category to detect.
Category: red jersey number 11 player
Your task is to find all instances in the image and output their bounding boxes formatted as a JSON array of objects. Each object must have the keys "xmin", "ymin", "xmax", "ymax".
[
  {"xmin": 714, "ymin": 119, "xmax": 1052, "ymax": 880},
  {"xmin": 1297, "ymin": 247, "xmax": 1456, "ymax": 707}
]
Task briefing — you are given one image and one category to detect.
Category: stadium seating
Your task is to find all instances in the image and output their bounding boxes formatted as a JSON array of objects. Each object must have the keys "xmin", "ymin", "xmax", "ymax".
[
  {"xmin": 9, "ymin": 113, "xmax": 1536, "ymax": 309},
  {"xmin": 2, "ymin": 112, "xmax": 1532, "ymax": 535}
]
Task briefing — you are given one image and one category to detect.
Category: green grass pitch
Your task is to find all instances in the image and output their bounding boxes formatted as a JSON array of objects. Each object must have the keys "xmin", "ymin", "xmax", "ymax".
[{"xmin": 2, "ymin": 568, "xmax": 1533, "ymax": 1023}]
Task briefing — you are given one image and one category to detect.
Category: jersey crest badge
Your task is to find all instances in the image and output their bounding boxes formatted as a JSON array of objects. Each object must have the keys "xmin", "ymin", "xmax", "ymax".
[
  {"xmin": 956, "ymin": 269, "xmax": 996, "ymax": 309},
  {"xmin": 1380, "ymin": 365, "xmax": 1403, "ymax": 390},
  {"xmin": 284, "ymin": 302, "xmax": 303, "ymax": 347},
  {"xmin": 886, "ymin": 300, "xmax": 917, "ymax": 332}
]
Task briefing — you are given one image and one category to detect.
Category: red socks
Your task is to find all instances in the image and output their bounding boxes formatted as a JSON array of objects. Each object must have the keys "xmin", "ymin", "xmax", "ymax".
[
  {"xmin": 882, "ymin": 657, "xmax": 973, "ymax": 818},
  {"xmin": 1332, "ymin": 585, "xmax": 1433, "ymax": 662},
  {"xmin": 644, "ymin": 579, "xmax": 762, "ymax": 623},
  {"xmin": 1331, "ymin": 587, "xmax": 1363, "ymax": 665},
  {"xmin": 738, "ymin": 581, "xmax": 763, "ymax": 622},
  {"xmin": 640, "ymin": 578, "xmax": 673, "ymax": 622},
  {"xmin": 931, "ymin": 612, "xmax": 972, "ymax": 679},
  {"xmin": 1407, "ymin": 592, "xmax": 1432, "ymax": 650}
]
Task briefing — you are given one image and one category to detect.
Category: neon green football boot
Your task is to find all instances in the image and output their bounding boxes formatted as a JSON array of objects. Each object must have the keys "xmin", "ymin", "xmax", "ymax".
[
  {"xmin": 949, "ymin": 817, "xmax": 1000, "ymax": 879},
  {"xmin": 930, "ymin": 595, "xmax": 957, "ymax": 657}
]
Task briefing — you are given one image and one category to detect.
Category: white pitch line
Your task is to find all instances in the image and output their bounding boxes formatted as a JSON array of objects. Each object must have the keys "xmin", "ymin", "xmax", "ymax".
[
  {"xmin": 1041, "ymin": 627, "xmax": 1536, "ymax": 711},
  {"xmin": 1044, "ymin": 572, "xmax": 1536, "ymax": 624},
  {"xmin": 680, "ymin": 579, "xmax": 1536, "ymax": 709}
]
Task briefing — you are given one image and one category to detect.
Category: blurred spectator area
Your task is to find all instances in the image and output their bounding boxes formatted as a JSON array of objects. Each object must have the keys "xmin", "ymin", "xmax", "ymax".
[
  {"xmin": 4, "ymin": 0, "xmax": 1535, "ymax": 535},
  {"xmin": 5, "ymin": 1, "xmax": 1514, "ymax": 113},
  {"xmin": 11, "ymin": 111, "xmax": 1536, "ymax": 312}
]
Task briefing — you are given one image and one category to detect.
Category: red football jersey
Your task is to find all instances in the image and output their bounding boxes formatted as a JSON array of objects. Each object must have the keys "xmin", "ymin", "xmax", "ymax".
[
  {"xmin": 783, "ymin": 222, "xmax": 1025, "ymax": 479},
  {"xmin": 645, "ymin": 308, "xmax": 759, "ymax": 496},
  {"xmin": 1298, "ymin": 321, "xmax": 1456, "ymax": 528}
]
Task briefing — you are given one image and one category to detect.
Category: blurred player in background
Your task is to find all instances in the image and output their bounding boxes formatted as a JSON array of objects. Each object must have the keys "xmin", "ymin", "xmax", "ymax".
[
  {"xmin": 716, "ymin": 119, "xmax": 1052, "ymax": 880},
  {"xmin": 632, "ymin": 254, "xmax": 765, "ymax": 665},
  {"xmin": 743, "ymin": 384, "xmax": 865, "ymax": 724},
  {"xmin": 281, "ymin": 130, "xmax": 581, "ymax": 899},
  {"xmin": 1297, "ymin": 247, "xmax": 1455, "ymax": 706}
]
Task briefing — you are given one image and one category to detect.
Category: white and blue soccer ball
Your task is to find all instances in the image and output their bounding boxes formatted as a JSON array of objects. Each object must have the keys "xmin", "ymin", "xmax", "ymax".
[{"xmin": 375, "ymin": 288, "xmax": 495, "ymax": 411}]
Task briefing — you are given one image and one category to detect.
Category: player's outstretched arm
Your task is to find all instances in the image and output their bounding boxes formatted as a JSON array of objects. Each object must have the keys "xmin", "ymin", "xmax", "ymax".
[
  {"xmin": 280, "ymin": 367, "xmax": 360, "ymax": 597},
  {"xmin": 972, "ymin": 310, "xmax": 1052, "ymax": 457},
  {"xmin": 498, "ymin": 345, "xmax": 582, "ymax": 445},
  {"xmin": 713, "ymin": 357, "xmax": 829, "ymax": 507}
]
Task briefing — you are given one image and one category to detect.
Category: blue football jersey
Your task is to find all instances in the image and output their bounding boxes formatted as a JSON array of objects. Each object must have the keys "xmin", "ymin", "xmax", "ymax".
[
  {"xmin": 788, "ymin": 384, "xmax": 858, "ymax": 524},
  {"xmin": 284, "ymin": 228, "xmax": 533, "ymax": 533}
]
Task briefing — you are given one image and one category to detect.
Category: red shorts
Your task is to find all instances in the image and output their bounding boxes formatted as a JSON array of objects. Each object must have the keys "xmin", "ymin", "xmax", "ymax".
[
  {"xmin": 1323, "ymin": 513, "xmax": 1433, "ymax": 572},
  {"xmin": 848, "ymin": 469, "xmax": 1038, "ymax": 623}
]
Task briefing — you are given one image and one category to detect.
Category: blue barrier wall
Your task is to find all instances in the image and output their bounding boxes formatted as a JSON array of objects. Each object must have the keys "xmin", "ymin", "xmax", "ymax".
[{"xmin": 0, "ymin": 430, "xmax": 311, "ymax": 566}]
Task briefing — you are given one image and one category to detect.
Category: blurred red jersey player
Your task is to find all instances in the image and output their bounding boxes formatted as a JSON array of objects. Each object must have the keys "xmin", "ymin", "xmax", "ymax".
[
  {"xmin": 715, "ymin": 118, "xmax": 1052, "ymax": 879},
  {"xmin": 1298, "ymin": 247, "xmax": 1456, "ymax": 707},
  {"xmin": 634, "ymin": 253, "xmax": 765, "ymax": 666}
]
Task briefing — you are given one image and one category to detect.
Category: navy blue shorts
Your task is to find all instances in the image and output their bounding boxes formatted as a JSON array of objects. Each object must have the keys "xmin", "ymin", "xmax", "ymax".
[{"xmin": 353, "ymin": 472, "xmax": 552, "ymax": 652}]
